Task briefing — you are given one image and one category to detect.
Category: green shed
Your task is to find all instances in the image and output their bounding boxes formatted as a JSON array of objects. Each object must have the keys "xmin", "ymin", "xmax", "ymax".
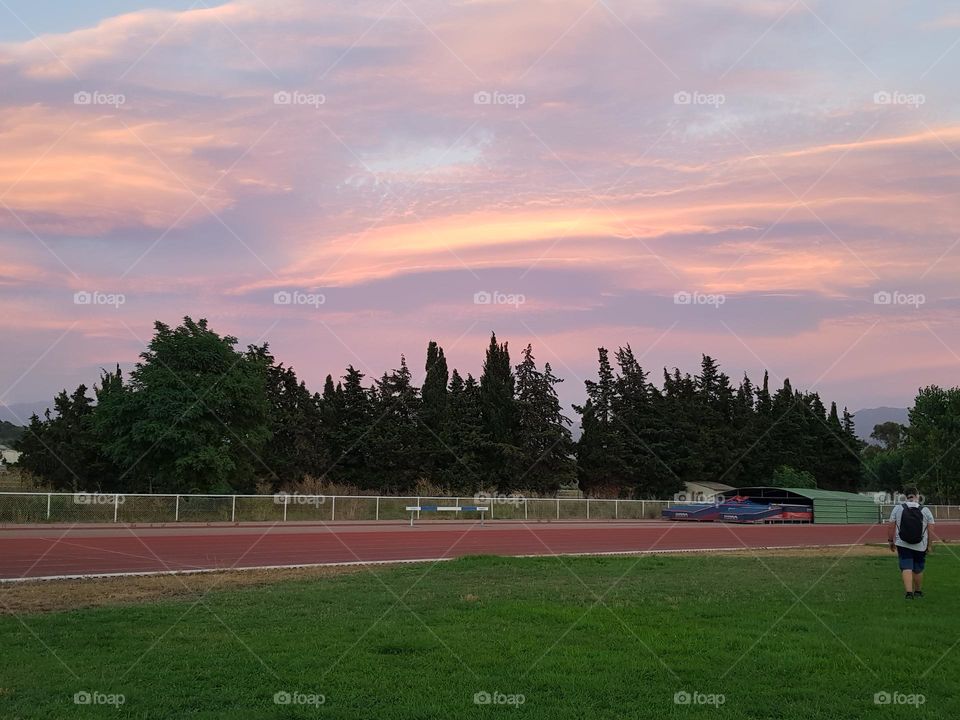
[{"xmin": 728, "ymin": 487, "xmax": 881, "ymax": 524}]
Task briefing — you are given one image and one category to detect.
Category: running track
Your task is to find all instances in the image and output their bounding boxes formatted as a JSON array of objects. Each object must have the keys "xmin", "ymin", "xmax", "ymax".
[{"xmin": 2, "ymin": 521, "xmax": 957, "ymax": 581}]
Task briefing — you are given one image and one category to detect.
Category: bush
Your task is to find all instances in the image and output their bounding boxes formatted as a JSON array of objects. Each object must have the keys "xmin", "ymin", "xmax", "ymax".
[{"xmin": 769, "ymin": 465, "xmax": 817, "ymax": 488}]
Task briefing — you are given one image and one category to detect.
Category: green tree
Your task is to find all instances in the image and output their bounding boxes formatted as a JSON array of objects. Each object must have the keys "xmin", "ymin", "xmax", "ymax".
[
  {"xmin": 421, "ymin": 341, "xmax": 450, "ymax": 481},
  {"xmin": 574, "ymin": 348, "xmax": 621, "ymax": 495},
  {"xmin": 246, "ymin": 344, "xmax": 325, "ymax": 488},
  {"xmin": 15, "ymin": 383, "xmax": 111, "ymax": 491},
  {"xmin": 94, "ymin": 317, "xmax": 271, "ymax": 493},
  {"xmin": 421, "ymin": 341, "xmax": 448, "ymax": 431},
  {"xmin": 902, "ymin": 386, "xmax": 960, "ymax": 503},
  {"xmin": 479, "ymin": 332, "xmax": 518, "ymax": 488},
  {"xmin": 369, "ymin": 356, "xmax": 423, "ymax": 493},
  {"xmin": 441, "ymin": 370, "xmax": 485, "ymax": 492},
  {"xmin": 513, "ymin": 345, "xmax": 575, "ymax": 494},
  {"xmin": 769, "ymin": 465, "xmax": 817, "ymax": 488},
  {"xmin": 871, "ymin": 421, "xmax": 906, "ymax": 451},
  {"xmin": 610, "ymin": 346, "xmax": 680, "ymax": 498},
  {"xmin": 323, "ymin": 366, "xmax": 374, "ymax": 487}
]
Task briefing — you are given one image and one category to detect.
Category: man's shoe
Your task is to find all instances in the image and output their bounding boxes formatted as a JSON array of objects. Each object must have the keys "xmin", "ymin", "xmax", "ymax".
[
  {"xmin": 905, "ymin": 592, "xmax": 914, "ymax": 600},
  {"xmin": 914, "ymin": 590, "xmax": 923, "ymax": 598}
]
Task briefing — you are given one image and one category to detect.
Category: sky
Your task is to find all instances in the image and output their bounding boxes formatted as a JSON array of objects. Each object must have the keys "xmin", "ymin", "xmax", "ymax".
[{"xmin": 1, "ymin": 0, "xmax": 960, "ymax": 425}]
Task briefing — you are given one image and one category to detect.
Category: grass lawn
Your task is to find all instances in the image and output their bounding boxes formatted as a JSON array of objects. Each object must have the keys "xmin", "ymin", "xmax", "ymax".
[{"xmin": 1, "ymin": 549, "xmax": 958, "ymax": 719}]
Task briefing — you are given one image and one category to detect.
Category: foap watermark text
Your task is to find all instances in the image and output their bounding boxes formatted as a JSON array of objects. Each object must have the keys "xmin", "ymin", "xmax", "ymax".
[
  {"xmin": 674, "ymin": 290, "xmax": 725, "ymax": 308},
  {"xmin": 74, "ymin": 290, "xmax": 125, "ymax": 308}
]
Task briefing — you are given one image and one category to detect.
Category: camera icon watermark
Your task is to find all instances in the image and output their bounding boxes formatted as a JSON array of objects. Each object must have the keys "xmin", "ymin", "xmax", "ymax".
[
  {"xmin": 674, "ymin": 690, "xmax": 725, "ymax": 706},
  {"xmin": 74, "ymin": 691, "xmax": 125, "ymax": 707},
  {"xmin": 873, "ymin": 290, "xmax": 925, "ymax": 308},
  {"xmin": 73, "ymin": 290, "xmax": 125, "ymax": 309},
  {"xmin": 473, "ymin": 690, "xmax": 525, "ymax": 706},
  {"xmin": 273, "ymin": 290, "xmax": 326, "ymax": 308},
  {"xmin": 473, "ymin": 290, "xmax": 525, "ymax": 308},
  {"xmin": 273, "ymin": 90, "xmax": 326, "ymax": 109},
  {"xmin": 874, "ymin": 691, "xmax": 925, "ymax": 706},
  {"xmin": 674, "ymin": 290, "xmax": 725, "ymax": 308},
  {"xmin": 74, "ymin": 90, "xmax": 126, "ymax": 108},
  {"xmin": 673, "ymin": 90, "xmax": 725, "ymax": 108},
  {"xmin": 473, "ymin": 90, "xmax": 526, "ymax": 108},
  {"xmin": 273, "ymin": 690, "xmax": 325, "ymax": 707},
  {"xmin": 873, "ymin": 90, "xmax": 925, "ymax": 109}
]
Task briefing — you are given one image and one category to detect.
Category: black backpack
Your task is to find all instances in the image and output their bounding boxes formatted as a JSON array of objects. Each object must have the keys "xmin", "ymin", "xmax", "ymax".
[{"xmin": 899, "ymin": 504, "xmax": 926, "ymax": 544}]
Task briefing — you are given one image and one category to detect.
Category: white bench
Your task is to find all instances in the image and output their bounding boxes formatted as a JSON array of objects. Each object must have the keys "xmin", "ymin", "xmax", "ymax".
[{"xmin": 405, "ymin": 505, "xmax": 489, "ymax": 526}]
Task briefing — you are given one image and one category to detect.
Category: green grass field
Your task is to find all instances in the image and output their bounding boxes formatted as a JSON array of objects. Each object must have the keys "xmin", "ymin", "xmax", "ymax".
[{"xmin": 2, "ymin": 550, "xmax": 958, "ymax": 719}]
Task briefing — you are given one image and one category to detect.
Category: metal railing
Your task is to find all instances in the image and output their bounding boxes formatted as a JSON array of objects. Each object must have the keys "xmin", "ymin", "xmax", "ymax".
[
  {"xmin": 0, "ymin": 492, "xmax": 955, "ymax": 525},
  {"xmin": 878, "ymin": 504, "xmax": 960, "ymax": 521},
  {"xmin": 0, "ymin": 492, "xmax": 676, "ymax": 524}
]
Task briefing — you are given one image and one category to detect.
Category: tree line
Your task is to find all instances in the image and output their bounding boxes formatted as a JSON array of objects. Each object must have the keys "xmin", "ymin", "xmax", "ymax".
[
  {"xmin": 15, "ymin": 318, "xmax": 574, "ymax": 496},
  {"xmin": 863, "ymin": 388, "xmax": 960, "ymax": 505},
  {"xmin": 574, "ymin": 348, "xmax": 862, "ymax": 497},
  {"xmin": 14, "ymin": 315, "xmax": 953, "ymax": 500}
]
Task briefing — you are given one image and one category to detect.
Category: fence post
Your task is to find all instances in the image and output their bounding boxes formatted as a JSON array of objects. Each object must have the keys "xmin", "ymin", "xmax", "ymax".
[
  {"xmin": 114, "ymin": 494, "xmax": 119, "ymax": 523},
  {"xmin": 283, "ymin": 494, "xmax": 288, "ymax": 522},
  {"xmin": 490, "ymin": 501, "xmax": 494, "ymax": 520},
  {"xmin": 175, "ymin": 495, "xmax": 180, "ymax": 522},
  {"xmin": 376, "ymin": 496, "xmax": 380, "ymax": 521},
  {"xmin": 331, "ymin": 496, "xmax": 336, "ymax": 522},
  {"xmin": 586, "ymin": 498, "xmax": 590, "ymax": 520},
  {"xmin": 416, "ymin": 496, "xmax": 420, "ymax": 521},
  {"xmin": 231, "ymin": 495, "xmax": 237, "ymax": 524},
  {"xmin": 524, "ymin": 498, "xmax": 528, "ymax": 521},
  {"xmin": 641, "ymin": 500, "xmax": 645, "ymax": 518},
  {"xmin": 47, "ymin": 493, "xmax": 52, "ymax": 520},
  {"xmin": 557, "ymin": 498, "xmax": 560, "ymax": 519},
  {"xmin": 615, "ymin": 499, "xmax": 618, "ymax": 520}
]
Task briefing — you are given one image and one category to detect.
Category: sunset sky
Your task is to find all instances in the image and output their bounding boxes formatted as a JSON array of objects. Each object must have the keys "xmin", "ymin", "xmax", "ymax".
[{"xmin": 2, "ymin": 0, "xmax": 960, "ymax": 423}]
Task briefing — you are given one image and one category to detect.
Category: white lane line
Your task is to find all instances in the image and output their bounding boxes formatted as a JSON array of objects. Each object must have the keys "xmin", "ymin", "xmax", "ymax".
[{"xmin": 0, "ymin": 543, "xmax": 860, "ymax": 583}]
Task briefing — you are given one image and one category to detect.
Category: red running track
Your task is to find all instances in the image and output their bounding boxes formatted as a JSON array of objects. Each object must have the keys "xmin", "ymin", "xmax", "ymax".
[{"xmin": 2, "ymin": 521, "xmax": 957, "ymax": 581}]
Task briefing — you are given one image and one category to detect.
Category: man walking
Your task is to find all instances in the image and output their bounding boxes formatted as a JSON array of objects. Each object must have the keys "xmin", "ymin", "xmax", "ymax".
[{"xmin": 888, "ymin": 487, "xmax": 936, "ymax": 599}]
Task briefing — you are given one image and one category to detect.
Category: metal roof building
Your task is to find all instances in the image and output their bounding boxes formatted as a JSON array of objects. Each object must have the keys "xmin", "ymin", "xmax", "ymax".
[{"xmin": 729, "ymin": 486, "xmax": 881, "ymax": 524}]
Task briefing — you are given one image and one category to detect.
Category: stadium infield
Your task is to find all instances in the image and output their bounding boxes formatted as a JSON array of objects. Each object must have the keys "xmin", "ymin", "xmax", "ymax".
[
  {"xmin": 2, "ymin": 549, "xmax": 959, "ymax": 719},
  {"xmin": 2, "ymin": 520, "xmax": 958, "ymax": 581}
]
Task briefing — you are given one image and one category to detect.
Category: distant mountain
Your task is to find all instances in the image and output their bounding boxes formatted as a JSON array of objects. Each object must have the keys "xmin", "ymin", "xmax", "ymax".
[
  {"xmin": 0, "ymin": 420, "xmax": 25, "ymax": 445},
  {"xmin": 852, "ymin": 407, "xmax": 910, "ymax": 444},
  {"xmin": 0, "ymin": 401, "xmax": 52, "ymax": 425}
]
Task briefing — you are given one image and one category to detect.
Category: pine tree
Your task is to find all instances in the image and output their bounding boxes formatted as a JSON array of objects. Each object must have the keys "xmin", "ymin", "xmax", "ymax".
[
  {"xmin": 513, "ymin": 345, "xmax": 575, "ymax": 494},
  {"xmin": 611, "ymin": 346, "xmax": 680, "ymax": 498},
  {"xmin": 246, "ymin": 344, "xmax": 325, "ymax": 488},
  {"xmin": 369, "ymin": 356, "xmax": 422, "ymax": 492},
  {"xmin": 693, "ymin": 357, "xmax": 738, "ymax": 486},
  {"xmin": 17, "ymin": 384, "xmax": 108, "ymax": 491},
  {"xmin": 574, "ymin": 348, "xmax": 621, "ymax": 495},
  {"xmin": 441, "ymin": 370, "xmax": 485, "ymax": 492},
  {"xmin": 327, "ymin": 365, "xmax": 373, "ymax": 487}
]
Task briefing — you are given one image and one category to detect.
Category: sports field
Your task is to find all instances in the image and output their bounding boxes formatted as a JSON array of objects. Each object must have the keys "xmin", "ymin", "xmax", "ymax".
[{"xmin": 1, "ymin": 547, "xmax": 956, "ymax": 719}]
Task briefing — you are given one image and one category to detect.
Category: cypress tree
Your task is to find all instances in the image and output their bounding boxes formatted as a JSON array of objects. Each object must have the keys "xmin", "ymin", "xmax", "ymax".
[
  {"xmin": 422, "ymin": 341, "xmax": 448, "ymax": 431},
  {"xmin": 479, "ymin": 333, "xmax": 518, "ymax": 488}
]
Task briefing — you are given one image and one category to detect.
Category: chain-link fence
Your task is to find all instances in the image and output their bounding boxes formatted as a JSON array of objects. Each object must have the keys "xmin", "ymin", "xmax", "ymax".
[{"xmin": 0, "ymin": 492, "xmax": 677, "ymax": 524}]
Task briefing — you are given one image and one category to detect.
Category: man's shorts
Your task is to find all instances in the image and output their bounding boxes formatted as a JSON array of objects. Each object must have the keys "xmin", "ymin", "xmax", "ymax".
[{"xmin": 897, "ymin": 546, "xmax": 927, "ymax": 572}]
